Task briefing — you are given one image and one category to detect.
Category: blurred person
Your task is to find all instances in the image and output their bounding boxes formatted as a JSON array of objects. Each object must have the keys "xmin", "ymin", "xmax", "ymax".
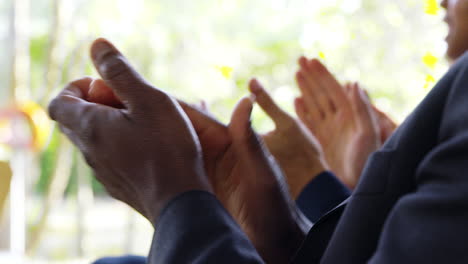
[
  {"xmin": 443, "ymin": 0, "xmax": 468, "ymax": 62},
  {"xmin": 55, "ymin": 30, "xmax": 468, "ymax": 264},
  {"xmin": 50, "ymin": 0, "xmax": 468, "ymax": 263},
  {"xmin": 294, "ymin": 61, "xmax": 392, "ymax": 190},
  {"xmin": 288, "ymin": 0, "xmax": 467, "ymax": 191}
]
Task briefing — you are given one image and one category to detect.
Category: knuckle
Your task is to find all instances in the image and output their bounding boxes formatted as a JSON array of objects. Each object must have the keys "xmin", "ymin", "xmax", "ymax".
[
  {"xmin": 47, "ymin": 98, "xmax": 61, "ymax": 120},
  {"xmin": 153, "ymin": 91, "xmax": 172, "ymax": 104},
  {"xmin": 99, "ymin": 55, "xmax": 130, "ymax": 81},
  {"xmin": 81, "ymin": 124, "xmax": 99, "ymax": 144},
  {"xmin": 135, "ymin": 90, "xmax": 173, "ymax": 114},
  {"xmin": 76, "ymin": 104, "xmax": 100, "ymax": 143}
]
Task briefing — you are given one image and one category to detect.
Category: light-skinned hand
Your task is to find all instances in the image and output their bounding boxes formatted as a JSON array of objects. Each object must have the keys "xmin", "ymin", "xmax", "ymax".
[
  {"xmin": 48, "ymin": 38, "xmax": 212, "ymax": 225},
  {"xmin": 295, "ymin": 57, "xmax": 381, "ymax": 189},
  {"xmin": 249, "ymin": 79, "xmax": 329, "ymax": 199}
]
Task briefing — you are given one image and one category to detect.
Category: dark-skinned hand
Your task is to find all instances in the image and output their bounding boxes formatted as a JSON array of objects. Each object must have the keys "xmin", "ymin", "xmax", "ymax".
[{"xmin": 48, "ymin": 39, "xmax": 212, "ymax": 225}]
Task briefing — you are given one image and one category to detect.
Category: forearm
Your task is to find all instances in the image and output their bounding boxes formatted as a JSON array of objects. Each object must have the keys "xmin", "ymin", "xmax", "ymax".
[{"xmin": 233, "ymin": 179, "xmax": 312, "ymax": 264}]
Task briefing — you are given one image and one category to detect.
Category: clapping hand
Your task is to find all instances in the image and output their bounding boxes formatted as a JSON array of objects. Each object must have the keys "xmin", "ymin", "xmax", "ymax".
[
  {"xmin": 51, "ymin": 39, "xmax": 310, "ymax": 264},
  {"xmin": 48, "ymin": 39, "xmax": 211, "ymax": 224}
]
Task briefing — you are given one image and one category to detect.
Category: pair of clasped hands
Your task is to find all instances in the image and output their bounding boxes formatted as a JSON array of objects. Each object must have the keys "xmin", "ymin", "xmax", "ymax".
[{"xmin": 48, "ymin": 38, "xmax": 329, "ymax": 263}]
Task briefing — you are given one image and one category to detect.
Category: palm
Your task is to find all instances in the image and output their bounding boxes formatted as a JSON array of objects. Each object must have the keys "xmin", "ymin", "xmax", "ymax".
[
  {"xmin": 180, "ymin": 100, "xmax": 307, "ymax": 264},
  {"xmin": 295, "ymin": 57, "xmax": 381, "ymax": 189},
  {"xmin": 87, "ymin": 81, "xmax": 308, "ymax": 263},
  {"xmin": 262, "ymin": 119, "xmax": 326, "ymax": 198}
]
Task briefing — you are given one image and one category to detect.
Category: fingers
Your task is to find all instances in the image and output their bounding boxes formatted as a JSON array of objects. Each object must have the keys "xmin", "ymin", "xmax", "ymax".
[
  {"xmin": 72, "ymin": 77, "xmax": 94, "ymax": 97},
  {"xmin": 228, "ymin": 95, "xmax": 274, "ymax": 173},
  {"xmin": 308, "ymin": 59, "xmax": 349, "ymax": 109},
  {"xmin": 88, "ymin": 79, "xmax": 124, "ymax": 108},
  {"xmin": 229, "ymin": 96, "xmax": 255, "ymax": 141},
  {"xmin": 296, "ymin": 64, "xmax": 324, "ymax": 121},
  {"xmin": 300, "ymin": 59, "xmax": 333, "ymax": 114},
  {"xmin": 371, "ymin": 103, "xmax": 397, "ymax": 142},
  {"xmin": 199, "ymin": 100, "xmax": 208, "ymax": 111},
  {"xmin": 372, "ymin": 104, "xmax": 397, "ymax": 128},
  {"xmin": 48, "ymin": 78, "xmax": 95, "ymax": 131},
  {"xmin": 343, "ymin": 82, "xmax": 353, "ymax": 95},
  {"xmin": 294, "ymin": 97, "xmax": 313, "ymax": 130},
  {"xmin": 350, "ymin": 83, "xmax": 372, "ymax": 119},
  {"xmin": 295, "ymin": 71, "xmax": 322, "ymax": 123},
  {"xmin": 249, "ymin": 79, "xmax": 290, "ymax": 126},
  {"xmin": 90, "ymin": 38, "xmax": 160, "ymax": 109},
  {"xmin": 349, "ymin": 83, "xmax": 380, "ymax": 141},
  {"xmin": 296, "ymin": 57, "xmax": 351, "ymax": 117}
]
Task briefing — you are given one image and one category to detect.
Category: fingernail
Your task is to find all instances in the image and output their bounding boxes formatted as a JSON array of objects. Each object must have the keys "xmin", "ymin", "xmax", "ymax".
[{"xmin": 91, "ymin": 38, "xmax": 115, "ymax": 61}]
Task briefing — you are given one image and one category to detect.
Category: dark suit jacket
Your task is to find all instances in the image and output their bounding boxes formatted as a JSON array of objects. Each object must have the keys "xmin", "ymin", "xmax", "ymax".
[
  {"xmin": 149, "ymin": 52, "xmax": 468, "ymax": 263},
  {"xmin": 296, "ymin": 171, "xmax": 350, "ymax": 223},
  {"xmin": 93, "ymin": 172, "xmax": 350, "ymax": 264}
]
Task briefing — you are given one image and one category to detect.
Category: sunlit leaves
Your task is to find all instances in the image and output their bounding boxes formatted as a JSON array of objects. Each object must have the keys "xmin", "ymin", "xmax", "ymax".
[
  {"xmin": 424, "ymin": 0, "xmax": 440, "ymax": 15},
  {"xmin": 422, "ymin": 52, "xmax": 439, "ymax": 69},
  {"xmin": 423, "ymin": 74, "xmax": 436, "ymax": 89},
  {"xmin": 215, "ymin": 65, "xmax": 234, "ymax": 79},
  {"xmin": 318, "ymin": 51, "xmax": 326, "ymax": 60}
]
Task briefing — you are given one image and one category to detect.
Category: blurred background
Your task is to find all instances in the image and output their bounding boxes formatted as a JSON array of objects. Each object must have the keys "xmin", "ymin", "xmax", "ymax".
[{"xmin": 0, "ymin": 0, "xmax": 448, "ymax": 263}]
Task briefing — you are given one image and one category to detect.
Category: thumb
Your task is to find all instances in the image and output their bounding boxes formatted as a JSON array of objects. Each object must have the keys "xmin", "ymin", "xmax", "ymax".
[
  {"xmin": 229, "ymin": 96, "xmax": 273, "ymax": 166},
  {"xmin": 228, "ymin": 96, "xmax": 283, "ymax": 187},
  {"xmin": 350, "ymin": 83, "xmax": 373, "ymax": 119},
  {"xmin": 90, "ymin": 38, "xmax": 159, "ymax": 109},
  {"xmin": 249, "ymin": 79, "xmax": 290, "ymax": 127},
  {"xmin": 229, "ymin": 96, "xmax": 255, "ymax": 142}
]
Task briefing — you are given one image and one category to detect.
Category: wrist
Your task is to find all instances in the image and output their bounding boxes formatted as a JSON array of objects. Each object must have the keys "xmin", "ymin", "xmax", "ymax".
[
  {"xmin": 149, "ymin": 165, "xmax": 212, "ymax": 226},
  {"xmin": 290, "ymin": 160, "xmax": 328, "ymax": 199}
]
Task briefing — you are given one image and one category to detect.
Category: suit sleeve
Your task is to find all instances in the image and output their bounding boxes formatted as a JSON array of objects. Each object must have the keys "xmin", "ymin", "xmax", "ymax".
[
  {"xmin": 296, "ymin": 171, "xmax": 351, "ymax": 223},
  {"xmin": 368, "ymin": 53, "xmax": 468, "ymax": 264},
  {"xmin": 148, "ymin": 190, "xmax": 264, "ymax": 264}
]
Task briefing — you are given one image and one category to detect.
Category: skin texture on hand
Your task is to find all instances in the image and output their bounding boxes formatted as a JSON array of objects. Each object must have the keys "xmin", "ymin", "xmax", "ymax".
[
  {"xmin": 371, "ymin": 103, "xmax": 398, "ymax": 144},
  {"xmin": 71, "ymin": 51, "xmax": 309, "ymax": 263},
  {"xmin": 295, "ymin": 57, "xmax": 382, "ymax": 189},
  {"xmin": 249, "ymin": 79, "xmax": 329, "ymax": 199},
  {"xmin": 48, "ymin": 38, "xmax": 212, "ymax": 225}
]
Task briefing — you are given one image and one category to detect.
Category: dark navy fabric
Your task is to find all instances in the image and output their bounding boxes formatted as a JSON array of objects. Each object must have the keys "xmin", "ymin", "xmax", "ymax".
[
  {"xmin": 149, "ymin": 190, "xmax": 263, "ymax": 264},
  {"xmin": 93, "ymin": 172, "xmax": 347, "ymax": 264},
  {"xmin": 92, "ymin": 255, "xmax": 146, "ymax": 264},
  {"xmin": 296, "ymin": 171, "xmax": 351, "ymax": 223}
]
